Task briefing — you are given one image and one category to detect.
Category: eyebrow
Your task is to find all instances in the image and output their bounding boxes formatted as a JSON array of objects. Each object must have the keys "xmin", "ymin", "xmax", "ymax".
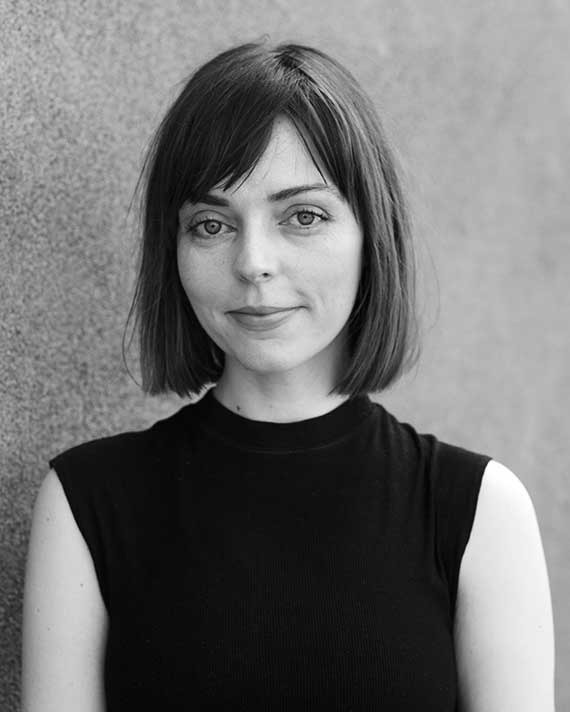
[{"xmin": 193, "ymin": 184, "xmax": 342, "ymax": 207}]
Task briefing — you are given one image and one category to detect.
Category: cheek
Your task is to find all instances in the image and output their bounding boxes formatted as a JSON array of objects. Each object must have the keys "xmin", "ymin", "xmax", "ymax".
[
  {"xmin": 303, "ymin": 257, "xmax": 360, "ymax": 326},
  {"xmin": 321, "ymin": 237, "xmax": 362, "ymax": 300},
  {"xmin": 177, "ymin": 246, "xmax": 222, "ymax": 310},
  {"xmin": 331, "ymin": 245, "xmax": 363, "ymax": 319}
]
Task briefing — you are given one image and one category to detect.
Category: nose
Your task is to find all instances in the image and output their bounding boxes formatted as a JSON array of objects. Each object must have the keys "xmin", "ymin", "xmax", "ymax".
[{"xmin": 233, "ymin": 219, "xmax": 280, "ymax": 284}]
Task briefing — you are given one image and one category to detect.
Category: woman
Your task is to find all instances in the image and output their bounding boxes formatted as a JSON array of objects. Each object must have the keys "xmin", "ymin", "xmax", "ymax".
[{"xmin": 22, "ymin": 42, "xmax": 555, "ymax": 710}]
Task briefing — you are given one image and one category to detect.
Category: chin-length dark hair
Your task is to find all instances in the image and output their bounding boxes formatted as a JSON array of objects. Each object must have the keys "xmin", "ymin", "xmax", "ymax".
[{"xmin": 126, "ymin": 40, "xmax": 419, "ymax": 397}]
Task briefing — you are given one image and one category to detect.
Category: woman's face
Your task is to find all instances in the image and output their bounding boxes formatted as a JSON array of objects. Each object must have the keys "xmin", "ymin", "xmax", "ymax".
[{"xmin": 177, "ymin": 117, "xmax": 363, "ymax": 386}]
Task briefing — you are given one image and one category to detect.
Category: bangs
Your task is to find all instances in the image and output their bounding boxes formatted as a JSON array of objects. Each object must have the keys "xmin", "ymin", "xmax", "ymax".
[
  {"xmin": 152, "ymin": 44, "xmax": 365, "ymax": 217},
  {"xmin": 173, "ymin": 99, "xmax": 278, "ymax": 206},
  {"xmin": 165, "ymin": 52, "xmax": 299, "ymax": 209}
]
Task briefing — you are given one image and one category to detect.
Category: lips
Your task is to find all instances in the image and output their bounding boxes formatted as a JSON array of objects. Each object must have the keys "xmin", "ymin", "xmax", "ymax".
[
  {"xmin": 231, "ymin": 306, "xmax": 294, "ymax": 316},
  {"xmin": 228, "ymin": 306, "xmax": 300, "ymax": 331}
]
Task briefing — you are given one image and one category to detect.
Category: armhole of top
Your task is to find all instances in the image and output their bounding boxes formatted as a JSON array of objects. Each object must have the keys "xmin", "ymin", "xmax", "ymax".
[
  {"xmin": 436, "ymin": 444, "xmax": 491, "ymax": 619},
  {"xmin": 49, "ymin": 458, "xmax": 110, "ymax": 611}
]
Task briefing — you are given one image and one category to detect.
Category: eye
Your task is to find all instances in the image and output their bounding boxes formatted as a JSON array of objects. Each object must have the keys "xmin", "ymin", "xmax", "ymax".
[
  {"xmin": 283, "ymin": 208, "xmax": 329, "ymax": 229},
  {"xmin": 185, "ymin": 217, "xmax": 234, "ymax": 239}
]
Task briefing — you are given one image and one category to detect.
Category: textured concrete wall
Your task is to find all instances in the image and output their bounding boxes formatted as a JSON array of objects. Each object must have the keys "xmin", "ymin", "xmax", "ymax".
[{"xmin": 1, "ymin": 1, "xmax": 568, "ymax": 709}]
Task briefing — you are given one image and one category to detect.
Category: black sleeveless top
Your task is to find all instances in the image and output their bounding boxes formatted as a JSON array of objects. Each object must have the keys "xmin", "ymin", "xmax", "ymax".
[{"xmin": 49, "ymin": 390, "xmax": 491, "ymax": 711}]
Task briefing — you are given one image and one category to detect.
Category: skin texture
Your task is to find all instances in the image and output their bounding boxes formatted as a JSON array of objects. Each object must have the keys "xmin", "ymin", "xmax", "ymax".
[{"xmin": 177, "ymin": 117, "xmax": 363, "ymax": 422}]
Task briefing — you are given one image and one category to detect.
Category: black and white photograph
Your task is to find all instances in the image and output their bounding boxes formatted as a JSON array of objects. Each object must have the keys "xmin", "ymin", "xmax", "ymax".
[{"xmin": 1, "ymin": 1, "xmax": 567, "ymax": 710}]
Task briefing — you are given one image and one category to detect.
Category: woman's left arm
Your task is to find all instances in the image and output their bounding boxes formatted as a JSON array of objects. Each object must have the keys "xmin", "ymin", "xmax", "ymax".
[{"xmin": 454, "ymin": 459, "xmax": 556, "ymax": 711}]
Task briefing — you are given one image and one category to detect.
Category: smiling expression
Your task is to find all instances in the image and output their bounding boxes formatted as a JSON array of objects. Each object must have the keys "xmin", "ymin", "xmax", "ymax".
[{"xmin": 176, "ymin": 117, "xmax": 363, "ymax": 387}]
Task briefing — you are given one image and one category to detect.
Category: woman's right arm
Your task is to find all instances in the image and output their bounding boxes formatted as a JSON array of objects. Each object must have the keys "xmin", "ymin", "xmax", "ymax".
[{"xmin": 21, "ymin": 469, "xmax": 108, "ymax": 712}]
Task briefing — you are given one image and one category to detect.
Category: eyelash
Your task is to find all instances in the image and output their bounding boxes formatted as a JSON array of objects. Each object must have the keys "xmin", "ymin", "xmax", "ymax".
[
  {"xmin": 286, "ymin": 209, "xmax": 329, "ymax": 229},
  {"xmin": 184, "ymin": 208, "xmax": 329, "ymax": 238}
]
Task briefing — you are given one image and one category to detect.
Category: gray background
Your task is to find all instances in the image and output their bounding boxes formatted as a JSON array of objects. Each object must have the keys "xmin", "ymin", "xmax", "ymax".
[{"xmin": 1, "ymin": 1, "xmax": 568, "ymax": 709}]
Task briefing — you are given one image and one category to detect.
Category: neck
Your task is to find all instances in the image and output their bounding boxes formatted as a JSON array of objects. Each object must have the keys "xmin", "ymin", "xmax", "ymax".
[{"xmin": 213, "ymin": 361, "xmax": 349, "ymax": 423}]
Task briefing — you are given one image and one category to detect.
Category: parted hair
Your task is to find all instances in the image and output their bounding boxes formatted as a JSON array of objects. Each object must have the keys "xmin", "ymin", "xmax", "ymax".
[{"xmin": 127, "ymin": 40, "xmax": 419, "ymax": 397}]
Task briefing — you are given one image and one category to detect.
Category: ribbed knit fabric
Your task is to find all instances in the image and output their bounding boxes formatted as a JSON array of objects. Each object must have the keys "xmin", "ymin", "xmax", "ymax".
[{"xmin": 49, "ymin": 389, "xmax": 491, "ymax": 711}]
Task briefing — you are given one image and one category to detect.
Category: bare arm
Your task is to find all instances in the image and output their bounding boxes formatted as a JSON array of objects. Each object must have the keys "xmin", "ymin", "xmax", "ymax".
[
  {"xmin": 454, "ymin": 459, "xmax": 555, "ymax": 711},
  {"xmin": 21, "ymin": 469, "xmax": 108, "ymax": 712}
]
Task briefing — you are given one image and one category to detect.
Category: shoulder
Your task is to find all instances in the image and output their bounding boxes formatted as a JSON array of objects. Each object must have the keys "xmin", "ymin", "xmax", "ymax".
[
  {"xmin": 457, "ymin": 459, "xmax": 550, "ymax": 608},
  {"xmin": 49, "ymin": 404, "xmax": 190, "ymax": 480},
  {"xmin": 27, "ymin": 468, "xmax": 100, "ymax": 576},
  {"xmin": 456, "ymin": 458, "xmax": 542, "ymax": 603},
  {"xmin": 460, "ymin": 459, "xmax": 539, "ymax": 585},
  {"xmin": 455, "ymin": 460, "xmax": 555, "ymax": 709},
  {"xmin": 477, "ymin": 458, "xmax": 533, "ymax": 508},
  {"xmin": 22, "ymin": 468, "xmax": 108, "ymax": 709},
  {"xmin": 371, "ymin": 403, "xmax": 490, "ymax": 474}
]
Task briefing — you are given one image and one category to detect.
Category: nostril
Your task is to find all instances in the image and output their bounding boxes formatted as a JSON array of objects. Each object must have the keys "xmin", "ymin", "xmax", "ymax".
[{"xmin": 238, "ymin": 270, "xmax": 273, "ymax": 284}]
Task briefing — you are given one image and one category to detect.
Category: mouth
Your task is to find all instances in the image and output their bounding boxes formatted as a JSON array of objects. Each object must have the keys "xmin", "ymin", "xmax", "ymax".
[
  {"xmin": 228, "ymin": 306, "xmax": 300, "ymax": 331},
  {"xmin": 230, "ymin": 306, "xmax": 296, "ymax": 316}
]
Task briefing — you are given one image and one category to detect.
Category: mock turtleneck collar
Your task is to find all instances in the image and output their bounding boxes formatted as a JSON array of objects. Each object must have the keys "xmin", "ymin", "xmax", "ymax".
[{"xmin": 187, "ymin": 387, "xmax": 374, "ymax": 452}]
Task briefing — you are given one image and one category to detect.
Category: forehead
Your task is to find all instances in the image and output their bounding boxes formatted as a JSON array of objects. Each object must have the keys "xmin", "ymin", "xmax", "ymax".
[{"xmin": 211, "ymin": 117, "xmax": 332, "ymax": 199}]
